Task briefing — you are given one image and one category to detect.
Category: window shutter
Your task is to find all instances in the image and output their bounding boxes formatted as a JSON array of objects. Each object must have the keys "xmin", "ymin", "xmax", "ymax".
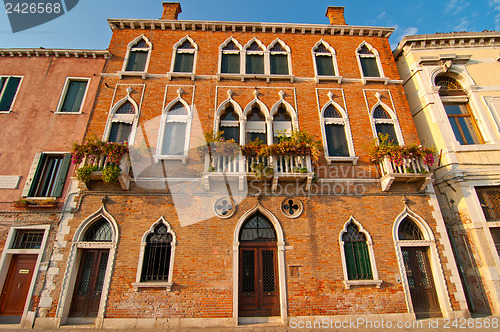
[
  {"xmin": 174, "ymin": 53, "xmax": 194, "ymax": 73},
  {"xmin": 126, "ymin": 51, "xmax": 147, "ymax": 71},
  {"xmin": 246, "ymin": 55, "xmax": 264, "ymax": 74},
  {"xmin": 61, "ymin": 81, "xmax": 87, "ymax": 112},
  {"xmin": 325, "ymin": 124, "xmax": 349, "ymax": 157},
  {"xmin": 344, "ymin": 242, "xmax": 357, "ymax": 280},
  {"xmin": 0, "ymin": 77, "xmax": 21, "ymax": 112},
  {"xmin": 221, "ymin": 54, "xmax": 240, "ymax": 74},
  {"xmin": 270, "ymin": 54, "xmax": 289, "ymax": 75},
  {"xmin": 52, "ymin": 153, "xmax": 71, "ymax": 197},
  {"xmin": 361, "ymin": 58, "xmax": 380, "ymax": 77},
  {"xmin": 316, "ymin": 56, "xmax": 334, "ymax": 76},
  {"xmin": 21, "ymin": 153, "xmax": 43, "ymax": 197}
]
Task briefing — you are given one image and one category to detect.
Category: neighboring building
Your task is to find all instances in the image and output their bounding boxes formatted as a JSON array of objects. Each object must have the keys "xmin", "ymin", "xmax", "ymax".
[
  {"xmin": 394, "ymin": 31, "xmax": 500, "ymax": 315},
  {"xmin": 0, "ymin": 48, "xmax": 110, "ymax": 327},
  {"xmin": 34, "ymin": 3, "xmax": 468, "ymax": 329}
]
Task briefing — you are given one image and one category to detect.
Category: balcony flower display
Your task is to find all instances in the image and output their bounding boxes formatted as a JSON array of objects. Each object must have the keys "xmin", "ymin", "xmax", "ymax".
[
  {"xmin": 369, "ymin": 134, "xmax": 436, "ymax": 168},
  {"xmin": 197, "ymin": 131, "xmax": 240, "ymax": 157}
]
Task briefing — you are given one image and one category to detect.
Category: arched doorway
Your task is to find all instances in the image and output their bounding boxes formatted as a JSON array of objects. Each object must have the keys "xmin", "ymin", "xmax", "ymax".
[{"xmin": 238, "ymin": 212, "xmax": 279, "ymax": 317}]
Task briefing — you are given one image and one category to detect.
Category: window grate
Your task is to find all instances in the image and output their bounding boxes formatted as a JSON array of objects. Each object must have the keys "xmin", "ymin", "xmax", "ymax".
[
  {"xmin": 373, "ymin": 106, "xmax": 391, "ymax": 119},
  {"xmin": 324, "ymin": 105, "xmax": 342, "ymax": 118},
  {"xmin": 223, "ymin": 41, "xmax": 238, "ymax": 51},
  {"xmin": 358, "ymin": 45, "xmax": 373, "ymax": 55},
  {"xmin": 315, "ymin": 43, "xmax": 329, "ymax": 54},
  {"xmin": 247, "ymin": 42, "xmax": 262, "ymax": 51},
  {"xmin": 132, "ymin": 39, "xmax": 147, "ymax": 49},
  {"xmin": 178, "ymin": 40, "xmax": 194, "ymax": 50},
  {"xmin": 273, "ymin": 106, "xmax": 291, "ymax": 121},
  {"xmin": 239, "ymin": 212, "xmax": 276, "ymax": 242},
  {"xmin": 398, "ymin": 218, "xmax": 423, "ymax": 240},
  {"xmin": 141, "ymin": 224, "xmax": 172, "ymax": 282},
  {"xmin": 12, "ymin": 229, "xmax": 44, "ymax": 249},
  {"xmin": 220, "ymin": 106, "xmax": 238, "ymax": 121},
  {"xmin": 270, "ymin": 43, "xmax": 284, "ymax": 52},
  {"xmin": 83, "ymin": 219, "xmax": 112, "ymax": 242},
  {"xmin": 115, "ymin": 102, "xmax": 135, "ymax": 114}
]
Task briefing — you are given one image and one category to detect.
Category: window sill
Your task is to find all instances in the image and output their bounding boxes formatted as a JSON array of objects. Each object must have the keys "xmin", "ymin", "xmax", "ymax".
[
  {"xmin": 362, "ymin": 77, "xmax": 390, "ymax": 85},
  {"xmin": 54, "ymin": 111, "xmax": 83, "ymax": 115},
  {"xmin": 118, "ymin": 71, "xmax": 147, "ymax": 79},
  {"xmin": 154, "ymin": 155, "xmax": 188, "ymax": 164},
  {"xmin": 167, "ymin": 72, "xmax": 195, "ymax": 80},
  {"xmin": 132, "ymin": 282, "xmax": 173, "ymax": 292},
  {"xmin": 315, "ymin": 75, "xmax": 342, "ymax": 84},
  {"xmin": 326, "ymin": 156, "xmax": 358, "ymax": 165},
  {"xmin": 0, "ymin": 111, "xmax": 12, "ymax": 114},
  {"xmin": 343, "ymin": 279, "xmax": 382, "ymax": 289},
  {"xmin": 217, "ymin": 73, "xmax": 295, "ymax": 83}
]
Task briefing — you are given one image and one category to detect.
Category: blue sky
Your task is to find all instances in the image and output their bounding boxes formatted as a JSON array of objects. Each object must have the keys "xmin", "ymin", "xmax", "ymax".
[{"xmin": 0, "ymin": 0, "xmax": 498, "ymax": 50}]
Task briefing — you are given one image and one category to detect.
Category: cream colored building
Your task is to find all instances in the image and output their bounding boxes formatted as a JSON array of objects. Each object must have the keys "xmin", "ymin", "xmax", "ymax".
[{"xmin": 394, "ymin": 31, "xmax": 500, "ymax": 315}]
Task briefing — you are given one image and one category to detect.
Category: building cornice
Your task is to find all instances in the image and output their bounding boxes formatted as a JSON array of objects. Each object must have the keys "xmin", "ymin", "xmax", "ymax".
[
  {"xmin": 107, "ymin": 19, "xmax": 394, "ymax": 38},
  {"xmin": 0, "ymin": 48, "xmax": 111, "ymax": 59}
]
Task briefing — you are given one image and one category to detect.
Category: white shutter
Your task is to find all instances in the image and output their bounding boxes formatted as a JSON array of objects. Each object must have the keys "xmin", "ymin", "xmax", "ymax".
[{"xmin": 21, "ymin": 153, "xmax": 43, "ymax": 197}]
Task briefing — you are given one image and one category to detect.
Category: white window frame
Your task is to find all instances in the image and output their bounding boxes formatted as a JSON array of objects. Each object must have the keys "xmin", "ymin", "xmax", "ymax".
[
  {"xmin": 168, "ymin": 36, "xmax": 198, "ymax": 80},
  {"xmin": 356, "ymin": 42, "xmax": 388, "ymax": 84},
  {"xmin": 270, "ymin": 92, "xmax": 298, "ymax": 143},
  {"xmin": 370, "ymin": 101, "xmax": 404, "ymax": 146},
  {"xmin": 155, "ymin": 97, "xmax": 192, "ymax": 162},
  {"xmin": 55, "ymin": 77, "xmax": 90, "ymax": 114},
  {"xmin": 217, "ymin": 37, "xmax": 244, "ymax": 79},
  {"xmin": 0, "ymin": 75, "xmax": 23, "ymax": 113},
  {"xmin": 215, "ymin": 99, "xmax": 244, "ymax": 144},
  {"xmin": 244, "ymin": 38, "xmax": 266, "ymax": 77},
  {"xmin": 132, "ymin": 217, "xmax": 176, "ymax": 291},
  {"xmin": 312, "ymin": 40, "xmax": 341, "ymax": 83},
  {"xmin": 243, "ymin": 98, "xmax": 271, "ymax": 145},
  {"xmin": 320, "ymin": 100, "xmax": 356, "ymax": 164},
  {"xmin": 119, "ymin": 35, "xmax": 152, "ymax": 79},
  {"xmin": 103, "ymin": 96, "xmax": 140, "ymax": 145},
  {"xmin": 339, "ymin": 217, "xmax": 382, "ymax": 289}
]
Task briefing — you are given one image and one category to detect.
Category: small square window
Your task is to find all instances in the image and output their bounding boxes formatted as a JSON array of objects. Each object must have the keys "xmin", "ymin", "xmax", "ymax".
[
  {"xmin": 12, "ymin": 229, "xmax": 44, "ymax": 249},
  {"xmin": 0, "ymin": 76, "xmax": 21, "ymax": 112},
  {"xmin": 58, "ymin": 80, "xmax": 88, "ymax": 113}
]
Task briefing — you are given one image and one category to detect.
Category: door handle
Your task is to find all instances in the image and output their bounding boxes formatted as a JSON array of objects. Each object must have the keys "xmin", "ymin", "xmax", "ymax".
[{"xmin": 17, "ymin": 283, "xmax": 22, "ymax": 288}]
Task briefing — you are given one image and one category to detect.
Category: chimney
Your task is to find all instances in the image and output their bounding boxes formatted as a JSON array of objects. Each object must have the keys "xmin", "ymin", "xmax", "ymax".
[
  {"xmin": 161, "ymin": 2, "xmax": 182, "ymax": 20},
  {"xmin": 325, "ymin": 6, "xmax": 347, "ymax": 25}
]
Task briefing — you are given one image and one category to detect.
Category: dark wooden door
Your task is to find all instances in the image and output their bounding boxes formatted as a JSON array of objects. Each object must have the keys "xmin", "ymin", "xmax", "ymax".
[
  {"xmin": 0, "ymin": 255, "xmax": 37, "ymax": 316},
  {"xmin": 402, "ymin": 247, "xmax": 441, "ymax": 318},
  {"xmin": 239, "ymin": 244, "xmax": 279, "ymax": 317},
  {"xmin": 69, "ymin": 249, "xmax": 109, "ymax": 318}
]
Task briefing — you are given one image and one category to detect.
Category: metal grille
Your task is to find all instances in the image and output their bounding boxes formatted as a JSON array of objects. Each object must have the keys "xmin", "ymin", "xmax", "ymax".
[
  {"xmin": 132, "ymin": 39, "xmax": 147, "ymax": 49},
  {"xmin": 178, "ymin": 40, "xmax": 194, "ymax": 49},
  {"xmin": 239, "ymin": 213, "xmax": 277, "ymax": 242},
  {"xmin": 416, "ymin": 250, "xmax": 431, "ymax": 289},
  {"xmin": 116, "ymin": 102, "xmax": 135, "ymax": 114},
  {"xmin": 223, "ymin": 41, "xmax": 238, "ymax": 51},
  {"xmin": 83, "ymin": 219, "xmax": 112, "ymax": 242},
  {"xmin": 261, "ymin": 250, "xmax": 275, "ymax": 292},
  {"xmin": 273, "ymin": 106, "xmax": 291, "ymax": 121},
  {"xmin": 342, "ymin": 223, "xmax": 366, "ymax": 242},
  {"xmin": 373, "ymin": 106, "xmax": 391, "ymax": 119},
  {"xmin": 168, "ymin": 102, "xmax": 187, "ymax": 115},
  {"xmin": 12, "ymin": 229, "xmax": 44, "ymax": 249},
  {"xmin": 270, "ymin": 43, "xmax": 284, "ymax": 52},
  {"xmin": 398, "ymin": 218, "xmax": 424, "ymax": 241},
  {"xmin": 94, "ymin": 252, "xmax": 109, "ymax": 293},
  {"xmin": 315, "ymin": 43, "xmax": 329, "ymax": 54},
  {"xmin": 242, "ymin": 250, "xmax": 255, "ymax": 292},
  {"xmin": 342, "ymin": 223, "xmax": 373, "ymax": 280},
  {"xmin": 402, "ymin": 250, "xmax": 416, "ymax": 289},
  {"xmin": 435, "ymin": 75, "xmax": 463, "ymax": 90},
  {"xmin": 247, "ymin": 107, "xmax": 265, "ymax": 121},
  {"xmin": 221, "ymin": 106, "xmax": 238, "ymax": 121},
  {"xmin": 247, "ymin": 42, "xmax": 262, "ymax": 51},
  {"xmin": 77, "ymin": 253, "xmax": 94, "ymax": 295},
  {"xmin": 357, "ymin": 45, "xmax": 373, "ymax": 55},
  {"xmin": 476, "ymin": 186, "xmax": 500, "ymax": 222},
  {"xmin": 283, "ymin": 199, "xmax": 299, "ymax": 216},
  {"xmin": 324, "ymin": 105, "xmax": 342, "ymax": 118},
  {"xmin": 141, "ymin": 224, "xmax": 172, "ymax": 282}
]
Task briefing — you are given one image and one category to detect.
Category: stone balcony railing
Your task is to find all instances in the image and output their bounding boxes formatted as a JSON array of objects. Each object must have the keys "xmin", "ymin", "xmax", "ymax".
[
  {"xmin": 379, "ymin": 155, "xmax": 432, "ymax": 192},
  {"xmin": 79, "ymin": 152, "xmax": 131, "ymax": 190},
  {"xmin": 202, "ymin": 153, "xmax": 314, "ymax": 191}
]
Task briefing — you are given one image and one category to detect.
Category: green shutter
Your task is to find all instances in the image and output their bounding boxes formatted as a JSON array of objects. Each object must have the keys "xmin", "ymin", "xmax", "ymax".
[
  {"xmin": 221, "ymin": 54, "xmax": 240, "ymax": 73},
  {"xmin": 361, "ymin": 58, "xmax": 380, "ymax": 77},
  {"xmin": 22, "ymin": 153, "xmax": 44, "ymax": 197},
  {"xmin": 246, "ymin": 54, "xmax": 264, "ymax": 74},
  {"xmin": 174, "ymin": 53, "xmax": 194, "ymax": 73},
  {"xmin": 355, "ymin": 241, "xmax": 373, "ymax": 279},
  {"xmin": 316, "ymin": 56, "xmax": 334, "ymax": 76},
  {"xmin": 0, "ymin": 77, "xmax": 21, "ymax": 112},
  {"xmin": 52, "ymin": 154, "xmax": 71, "ymax": 197},
  {"xmin": 126, "ymin": 51, "xmax": 147, "ymax": 71},
  {"xmin": 270, "ymin": 54, "xmax": 289, "ymax": 75},
  {"xmin": 61, "ymin": 81, "xmax": 87, "ymax": 112}
]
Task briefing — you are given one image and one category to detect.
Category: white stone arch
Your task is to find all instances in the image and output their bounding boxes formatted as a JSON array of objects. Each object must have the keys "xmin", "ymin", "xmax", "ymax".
[
  {"xmin": 156, "ymin": 93, "xmax": 192, "ymax": 162},
  {"xmin": 218, "ymin": 37, "xmax": 243, "ymax": 74},
  {"xmin": 267, "ymin": 38, "xmax": 292, "ymax": 76},
  {"xmin": 270, "ymin": 91, "xmax": 298, "ymax": 141},
  {"xmin": 338, "ymin": 216, "xmax": 382, "ymax": 289},
  {"xmin": 311, "ymin": 39, "xmax": 339, "ymax": 77},
  {"xmin": 320, "ymin": 93, "xmax": 356, "ymax": 160},
  {"xmin": 370, "ymin": 98, "xmax": 405, "ymax": 145},
  {"xmin": 232, "ymin": 203, "xmax": 287, "ymax": 325},
  {"xmin": 243, "ymin": 95, "xmax": 270, "ymax": 144},
  {"xmin": 56, "ymin": 206, "xmax": 119, "ymax": 328},
  {"xmin": 243, "ymin": 38, "xmax": 266, "ymax": 75},
  {"xmin": 430, "ymin": 66, "xmax": 476, "ymax": 90},
  {"xmin": 356, "ymin": 41, "xmax": 385, "ymax": 79},
  {"xmin": 103, "ymin": 93, "xmax": 140, "ymax": 145},
  {"xmin": 392, "ymin": 206, "xmax": 452, "ymax": 317},
  {"xmin": 214, "ymin": 96, "xmax": 244, "ymax": 143},
  {"xmin": 121, "ymin": 34, "xmax": 153, "ymax": 74},
  {"xmin": 133, "ymin": 217, "xmax": 177, "ymax": 291},
  {"xmin": 169, "ymin": 35, "xmax": 199, "ymax": 74}
]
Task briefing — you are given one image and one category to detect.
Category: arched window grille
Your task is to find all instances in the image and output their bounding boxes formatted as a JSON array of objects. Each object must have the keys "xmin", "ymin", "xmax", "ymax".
[
  {"xmin": 83, "ymin": 218, "xmax": 112, "ymax": 242},
  {"xmin": 141, "ymin": 223, "xmax": 173, "ymax": 282},
  {"xmin": 342, "ymin": 222, "xmax": 373, "ymax": 280},
  {"xmin": 239, "ymin": 212, "xmax": 277, "ymax": 242}
]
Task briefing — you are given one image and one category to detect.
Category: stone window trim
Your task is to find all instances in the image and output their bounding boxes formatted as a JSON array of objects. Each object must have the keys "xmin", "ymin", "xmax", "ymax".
[
  {"xmin": 218, "ymin": 37, "xmax": 244, "ymax": 76},
  {"xmin": 355, "ymin": 41, "xmax": 388, "ymax": 84},
  {"xmin": 103, "ymin": 93, "xmax": 140, "ymax": 146},
  {"xmin": 319, "ymin": 92, "xmax": 357, "ymax": 165},
  {"xmin": 311, "ymin": 40, "xmax": 342, "ymax": 83},
  {"xmin": 214, "ymin": 95, "xmax": 245, "ymax": 144},
  {"xmin": 369, "ymin": 98, "xmax": 405, "ymax": 146},
  {"xmin": 54, "ymin": 77, "xmax": 90, "ymax": 114},
  {"xmin": 0, "ymin": 75, "xmax": 23, "ymax": 113},
  {"xmin": 119, "ymin": 35, "xmax": 152, "ymax": 79},
  {"xmin": 339, "ymin": 217, "xmax": 382, "ymax": 289},
  {"xmin": 168, "ymin": 35, "xmax": 198, "ymax": 80},
  {"xmin": 133, "ymin": 217, "xmax": 176, "ymax": 292},
  {"xmin": 154, "ymin": 95, "xmax": 192, "ymax": 163}
]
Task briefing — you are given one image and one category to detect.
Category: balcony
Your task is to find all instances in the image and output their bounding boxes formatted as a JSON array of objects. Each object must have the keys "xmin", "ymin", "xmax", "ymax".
[
  {"xmin": 202, "ymin": 153, "xmax": 314, "ymax": 191},
  {"xmin": 379, "ymin": 155, "xmax": 432, "ymax": 192}
]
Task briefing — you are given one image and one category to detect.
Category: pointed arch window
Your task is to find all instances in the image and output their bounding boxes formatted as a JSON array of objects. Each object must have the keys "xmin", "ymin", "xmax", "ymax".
[
  {"xmin": 83, "ymin": 218, "xmax": 113, "ymax": 242},
  {"xmin": 398, "ymin": 217, "xmax": 424, "ymax": 241},
  {"xmin": 269, "ymin": 41, "xmax": 289, "ymax": 75},
  {"xmin": 272, "ymin": 104, "xmax": 292, "ymax": 143},
  {"xmin": 124, "ymin": 36, "xmax": 151, "ymax": 73},
  {"xmin": 173, "ymin": 38, "xmax": 196, "ymax": 73},
  {"xmin": 357, "ymin": 44, "xmax": 381, "ymax": 78},
  {"xmin": 435, "ymin": 75, "xmax": 483, "ymax": 145},
  {"xmin": 108, "ymin": 101, "xmax": 135, "ymax": 143},
  {"xmin": 373, "ymin": 105, "xmax": 399, "ymax": 145},
  {"xmin": 342, "ymin": 222, "xmax": 373, "ymax": 280},
  {"xmin": 246, "ymin": 105, "xmax": 267, "ymax": 143},
  {"xmin": 245, "ymin": 41, "xmax": 264, "ymax": 75},
  {"xmin": 322, "ymin": 105, "xmax": 350, "ymax": 157},
  {"xmin": 313, "ymin": 41, "xmax": 337, "ymax": 77},
  {"xmin": 239, "ymin": 212, "xmax": 276, "ymax": 242},
  {"xmin": 221, "ymin": 40, "xmax": 241, "ymax": 74},
  {"xmin": 219, "ymin": 105, "xmax": 240, "ymax": 143},
  {"xmin": 158, "ymin": 101, "xmax": 190, "ymax": 157}
]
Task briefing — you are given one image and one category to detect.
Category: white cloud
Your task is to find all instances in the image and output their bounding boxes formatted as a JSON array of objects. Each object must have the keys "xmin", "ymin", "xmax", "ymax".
[
  {"xmin": 377, "ymin": 11, "xmax": 387, "ymax": 20},
  {"xmin": 390, "ymin": 26, "xmax": 418, "ymax": 49},
  {"xmin": 453, "ymin": 17, "xmax": 470, "ymax": 31},
  {"xmin": 444, "ymin": 0, "xmax": 471, "ymax": 15},
  {"xmin": 490, "ymin": 0, "xmax": 500, "ymax": 30}
]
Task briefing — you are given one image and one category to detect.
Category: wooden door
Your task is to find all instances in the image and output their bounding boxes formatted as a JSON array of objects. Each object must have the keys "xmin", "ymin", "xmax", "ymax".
[
  {"xmin": 402, "ymin": 247, "xmax": 441, "ymax": 318},
  {"xmin": 239, "ymin": 244, "xmax": 279, "ymax": 317},
  {"xmin": 69, "ymin": 249, "xmax": 109, "ymax": 318},
  {"xmin": 0, "ymin": 255, "xmax": 37, "ymax": 316}
]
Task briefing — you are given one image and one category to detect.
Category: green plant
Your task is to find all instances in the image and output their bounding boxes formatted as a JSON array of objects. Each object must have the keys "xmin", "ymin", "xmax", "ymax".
[
  {"xmin": 208, "ymin": 166, "xmax": 216, "ymax": 172},
  {"xmin": 197, "ymin": 130, "xmax": 240, "ymax": 157},
  {"xmin": 251, "ymin": 162, "xmax": 274, "ymax": 180},
  {"xmin": 12, "ymin": 198, "xmax": 28, "ymax": 209},
  {"xmin": 76, "ymin": 165, "xmax": 98, "ymax": 183},
  {"xmin": 102, "ymin": 164, "xmax": 121, "ymax": 183},
  {"xmin": 71, "ymin": 134, "xmax": 128, "ymax": 165},
  {"xmin": 292, "ymin": 166, "xmax": 308, "ymax": 173}
]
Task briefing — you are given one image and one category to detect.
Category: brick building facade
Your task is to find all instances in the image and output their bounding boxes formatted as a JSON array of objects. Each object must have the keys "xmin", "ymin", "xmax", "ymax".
[{"xmin": 29, "ymin": 3, "xmax": 468, "ymax": 329}]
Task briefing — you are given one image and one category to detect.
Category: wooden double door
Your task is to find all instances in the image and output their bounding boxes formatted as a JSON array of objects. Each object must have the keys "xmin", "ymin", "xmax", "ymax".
[
  {"xmin": 402, "ymin": 247, "xmax": 441, "ymax": 318},
  {"xmin": 69, "ymin": 249, "xmax": 109, "ymax": 318},
  {"xmin": 0, "ymin": 255, "xmax": 37, "ymax": 317},
  {"xmin": 239, "ymin": 244, "xmax": 279, "ymax": 317}
]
